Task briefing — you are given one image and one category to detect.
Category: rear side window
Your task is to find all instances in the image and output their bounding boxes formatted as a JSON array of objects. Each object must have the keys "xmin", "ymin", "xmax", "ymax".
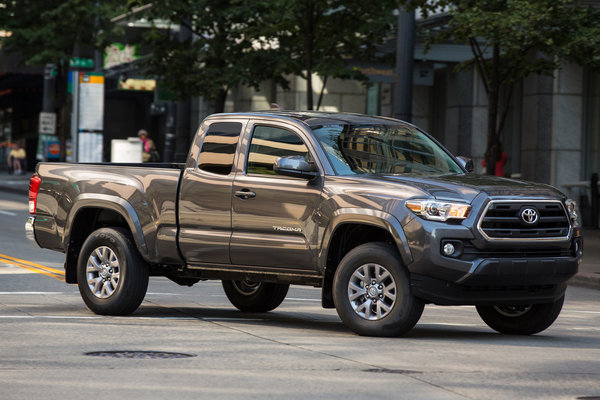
[{"xmin": 198, "ymin": 122, "xmax": 242, "ymax": 175}]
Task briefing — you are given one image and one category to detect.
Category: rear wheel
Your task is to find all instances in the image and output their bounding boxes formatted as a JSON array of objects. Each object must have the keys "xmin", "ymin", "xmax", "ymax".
[
  {"xmin": 332, "ymin": 242, "xmax": 424, "ymax": 337},
  {"xmin": 77, "ymin": 227, "xmax": 148, "ymax": 315},
  {"xmin": 476, "ymin": 295, "xmax": 565, "ymax": 335},
  {"xmin": 222, "ymin": 280, "xmax": 289, "ymax": 312}
]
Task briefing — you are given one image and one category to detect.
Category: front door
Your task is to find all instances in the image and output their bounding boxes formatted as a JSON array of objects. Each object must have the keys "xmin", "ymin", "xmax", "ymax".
[{"xmin": 230, "ymin": 123, "xmax": 323, "ymax": 270}]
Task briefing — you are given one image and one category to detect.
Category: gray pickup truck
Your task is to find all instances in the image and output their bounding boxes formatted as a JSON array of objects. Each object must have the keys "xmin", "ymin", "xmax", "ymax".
[{"xmin": 26, "ymin": 111, "xmax": 582, "ymax": 337}]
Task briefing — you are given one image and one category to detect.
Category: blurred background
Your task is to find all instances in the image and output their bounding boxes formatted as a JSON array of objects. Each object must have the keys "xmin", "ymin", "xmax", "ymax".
[{"xmin": 1, "ymin": 0, "xmax": 600, "ymax": 224}]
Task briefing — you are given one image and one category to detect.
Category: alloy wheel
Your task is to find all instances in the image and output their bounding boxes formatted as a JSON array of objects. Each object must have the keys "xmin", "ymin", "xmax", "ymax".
[
  {"xmin": 86, "ymin": 246, "xmax": 120, "ymax": 299},
  {"xmin": 232, "ymin": 280, "xmax": 261, "ymax": 296},
  {"xmin": 347, "ymin": 263, "xmax": 397, "ymax": 320},
  {"xmin": 493, "ymin": 305, "xmax": 533, "ymax": 318}
]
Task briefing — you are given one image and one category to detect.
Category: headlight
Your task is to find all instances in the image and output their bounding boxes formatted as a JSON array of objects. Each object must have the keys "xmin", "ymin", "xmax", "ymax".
[
  {"xmin": 565, "ymin": 199, "xmax": 580, "ymax": 227},
  {"xmin": 406, "ymin": 200, "xmax": 471, "ymax": 222}
]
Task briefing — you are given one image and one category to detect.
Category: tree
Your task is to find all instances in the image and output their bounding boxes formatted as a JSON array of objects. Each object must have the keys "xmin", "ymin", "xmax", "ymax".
[
  {"xmin": 0, "ymin": 1, "xmax": 123, "ymax": 160},
  {"xmin": 407, "ymin": 0, "xmax": 600, "ymax": 174},
  {"xmin": 135, "ymin": 0, "xmax": 401, "ymax": 112},
  {"xmin": 268, "ymin": 0, "xmax": 399, "ymax": 110},
  {"xmin": 133, "ymin": 0, "xmax": 289, "ymax": 113}
]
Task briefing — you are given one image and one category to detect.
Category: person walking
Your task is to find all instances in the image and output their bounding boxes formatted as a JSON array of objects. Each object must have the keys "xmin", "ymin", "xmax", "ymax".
[
  {"xmin": 481, "ymin": 143, "xmax": 508, "ymax": 177},
  {"xmin": 6, "ymin": 144, "xmax": 14, "ymax": 174},
  {"xmin": 8, "ymin": 143, "xmax": 26, "ymax": 174},
  {"xmin": 138, "ymin": 129, "xmax": 158, "ymax": 162}
]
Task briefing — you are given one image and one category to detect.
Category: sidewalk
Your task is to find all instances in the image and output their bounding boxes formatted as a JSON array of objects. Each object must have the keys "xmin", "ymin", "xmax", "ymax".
[
  {"xmin": 0, "ymin": 170, "xmax": 31, "ymax": 197},
  {"xmin": 1, "ymin": 170, "xmax": 598, "ymax": 290},
  {"xmin": 572, "ymin": 227, "xmax": 600, "ymax": 290}
]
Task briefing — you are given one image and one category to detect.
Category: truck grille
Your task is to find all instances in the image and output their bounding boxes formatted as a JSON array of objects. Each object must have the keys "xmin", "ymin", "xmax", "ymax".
[
  {"xmin": 457, "ymin": 242, "xmax": 575, "ymax": 261},
  {"xmin": 478, "ymin": 200, "xmax": 570, "ymax": 240}
]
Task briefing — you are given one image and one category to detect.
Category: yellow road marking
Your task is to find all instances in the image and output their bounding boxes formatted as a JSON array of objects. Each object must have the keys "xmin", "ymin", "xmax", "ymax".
[
  {"xmin": 2, "ymin": 261, "xmax": 63, "ymax": 280},
  {"xmin": 0, "ymin": 254, "xmax": 64, "ymax": 281},
  {"xmin": 0, "ymin": 254, "xmax": 64, "ymax": 274}
]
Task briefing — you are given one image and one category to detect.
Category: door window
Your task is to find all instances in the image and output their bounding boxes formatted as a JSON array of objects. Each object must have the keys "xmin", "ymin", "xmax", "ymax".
[
  {"xmin": 198, "ymin": 122, "xmax": 242, "ymax": 175},
  {"xmin": 247, "ymin": 126, "xmax": 310, "ymax": 175}
]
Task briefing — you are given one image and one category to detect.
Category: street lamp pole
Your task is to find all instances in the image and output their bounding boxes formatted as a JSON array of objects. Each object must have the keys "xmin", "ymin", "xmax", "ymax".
[{"xmin": 394, "ymin": 7, "xmax": 415, "ymax": 123}]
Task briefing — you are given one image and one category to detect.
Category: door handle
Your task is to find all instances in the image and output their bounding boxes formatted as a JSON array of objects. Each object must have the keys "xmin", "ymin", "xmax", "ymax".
[{"xmin": 235, "ymin": 190, "xmax": 256, "ymax": 199}]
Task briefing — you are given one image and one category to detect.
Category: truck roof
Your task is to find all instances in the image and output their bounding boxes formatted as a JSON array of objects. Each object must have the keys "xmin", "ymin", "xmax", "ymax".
[{"xmin": 209, "ymin": 111, "xmax": 413, "ymax": 129}]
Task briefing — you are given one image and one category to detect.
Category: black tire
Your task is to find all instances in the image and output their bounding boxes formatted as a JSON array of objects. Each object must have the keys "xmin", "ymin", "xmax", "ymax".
[
  {"xmin": 77, "ymin": 227, "xmax": 149, "ymax": 315},
  {"xmin": 476, "ymin": 295, "xmax": 565, "ymax": 335},
  {"xmin": 332, "ymin": 242, "xmax": 424, "ymax": 337},
  {"xmin": 222, "ymin": 280, "xmax": 289, "ymax": 312}
]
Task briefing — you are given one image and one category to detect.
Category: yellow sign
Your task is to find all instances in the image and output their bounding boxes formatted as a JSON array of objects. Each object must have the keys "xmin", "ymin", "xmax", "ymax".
[
  {"xmin": 119, "ymin": 78, "xmax": 157, "ymax": 91},
  {"xmin": 80, "ymin": 74, "xmax": 104, "ymax": 84}
]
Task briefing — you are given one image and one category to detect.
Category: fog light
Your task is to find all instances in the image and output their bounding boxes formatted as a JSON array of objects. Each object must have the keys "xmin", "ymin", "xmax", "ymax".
[{"xmin": 443, "ymin": 243, "xmax": 455, "ymax": 256}]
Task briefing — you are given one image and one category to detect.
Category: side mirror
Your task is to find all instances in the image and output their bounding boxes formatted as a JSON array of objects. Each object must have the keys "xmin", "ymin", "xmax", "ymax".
[
  {"xmin": 456, "ymin": 156, "xmax": 474, "ymax": 173},
  {"xmin": 274, "ymin": 156, "xmax": 319, "ymax": 180}
]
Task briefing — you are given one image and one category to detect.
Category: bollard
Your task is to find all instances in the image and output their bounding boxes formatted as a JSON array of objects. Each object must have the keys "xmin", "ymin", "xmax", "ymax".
[{"xmin": 163, "ymin": 133, "xmax": 176, "ymax": 163}]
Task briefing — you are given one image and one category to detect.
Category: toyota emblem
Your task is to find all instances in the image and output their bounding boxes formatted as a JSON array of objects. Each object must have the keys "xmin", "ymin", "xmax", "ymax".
[{"xmin": 520, "ymin": 208, "xmax": 539, "ymax": 224}]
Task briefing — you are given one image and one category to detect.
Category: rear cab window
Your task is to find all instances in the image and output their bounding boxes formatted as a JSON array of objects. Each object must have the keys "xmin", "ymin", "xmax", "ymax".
[{"xmin": 197, "ymin": 122, "xmax": 243, "ymax": 175}]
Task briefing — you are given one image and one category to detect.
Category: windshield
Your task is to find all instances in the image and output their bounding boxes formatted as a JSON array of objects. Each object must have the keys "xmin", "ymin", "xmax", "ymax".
[{"xmin": 312, "ymin": 124, "xmax": 463, "ymax": 176}]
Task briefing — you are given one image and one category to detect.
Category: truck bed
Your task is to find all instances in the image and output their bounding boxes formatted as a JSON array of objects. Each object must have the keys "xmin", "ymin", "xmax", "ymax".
[{"xmin": 33, "ymin": 162, "xmax": 185, "ymax": 265}]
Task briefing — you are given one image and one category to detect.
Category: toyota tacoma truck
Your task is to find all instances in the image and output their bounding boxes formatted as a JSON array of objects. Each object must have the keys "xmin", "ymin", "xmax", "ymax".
[{"xmin": 25, "ymin": 111, "xmax": 582, "ymax": 337}]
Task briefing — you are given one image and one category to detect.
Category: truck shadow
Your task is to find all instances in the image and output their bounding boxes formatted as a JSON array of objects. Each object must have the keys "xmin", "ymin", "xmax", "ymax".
[
  {"xmin": 134, "ymin": 305, "xmax": 349, "ymax": 334},
  {"xmin": 132, "ymin": 305, "xmax": 599, "ymax": 349}
]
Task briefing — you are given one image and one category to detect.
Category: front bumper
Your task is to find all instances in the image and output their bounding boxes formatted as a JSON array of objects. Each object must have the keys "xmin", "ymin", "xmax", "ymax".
[
  {"xmin": 411, "ymin": 274, "xmax": 570, "ymax": 306},
  {"xmin": 402, "ymin": 215, "xmax": 582, "ymax": 306}
]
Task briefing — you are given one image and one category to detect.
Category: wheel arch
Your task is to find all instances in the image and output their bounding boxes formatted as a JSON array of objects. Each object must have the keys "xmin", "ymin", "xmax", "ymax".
[
  {"xmin": 319, "ymin": 209, "xmax": 413, "ymax": 308},
  {"xmin": 330, "ymin": 241, "xmax": 424, "ymax": 336},
  {"xmin": 63, "ymin": 196, "xmax": 148, "ymax": 284}
]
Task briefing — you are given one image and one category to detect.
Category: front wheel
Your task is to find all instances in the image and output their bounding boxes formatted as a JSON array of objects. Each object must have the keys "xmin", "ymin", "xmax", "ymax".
[
  {"xmin": 222, "ymin": 280, "xmax": 289, "ymax": 312},
  {"xmin": 77, "ymin": 227, "xmax": 149, "ymax": 315},
  {"xmin": 332, "ymin": 242, "xmax": 424, "ymax": 337},
  {"xmin": 476, "ymin": 295, "xmax": 565, "ymax": 335}
]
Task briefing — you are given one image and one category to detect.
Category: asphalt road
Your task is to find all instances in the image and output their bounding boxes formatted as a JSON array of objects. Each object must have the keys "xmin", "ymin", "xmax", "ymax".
[{"xmin": 1, "ymin": 190, "xmax": 599, "ymax": 400}]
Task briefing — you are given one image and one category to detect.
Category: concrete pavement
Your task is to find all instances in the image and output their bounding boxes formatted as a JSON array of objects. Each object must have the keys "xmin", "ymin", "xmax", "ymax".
[{"xmin": 1, "ymin": 169, "xmax": 598, "ymax": 290}]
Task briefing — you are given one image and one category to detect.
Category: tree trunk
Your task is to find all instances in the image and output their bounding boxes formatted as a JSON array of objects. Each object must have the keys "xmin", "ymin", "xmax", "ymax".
[
  {"xmin": 484, "ymin": 43, "xmax": 501, "ymax": 175},
  {"xmin": 212, "ymin": 89, "xmax": 228, "ymax": 114},
  {"xmin": 304, "ymin": 1, "xmax": 314, "ymax": 110},
  {"xmin": 316, "ymin": 75, "xmax": 328, "ymax": 110}
]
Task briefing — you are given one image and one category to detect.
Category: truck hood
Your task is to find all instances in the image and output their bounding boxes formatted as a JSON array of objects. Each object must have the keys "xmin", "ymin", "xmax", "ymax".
[{"xmin": 367, "ymin": 173, "xmax": 565, "ymax": 203}]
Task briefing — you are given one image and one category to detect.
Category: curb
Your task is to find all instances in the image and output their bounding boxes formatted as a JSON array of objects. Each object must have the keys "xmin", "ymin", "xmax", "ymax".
[
  {"xmin": 1, "ymin": 186, "xmax": 28, "ymax": 197},
  {"xmin": 569, "ymin": 272, "xmax": 600, "ymax": 291},
  {"xmin": 0, "ymin": 182, "xmax": 29, "ymax": 197},
  {"xmin": 0, "ymin": 173, "xmax": 30, "ymax": 197}
]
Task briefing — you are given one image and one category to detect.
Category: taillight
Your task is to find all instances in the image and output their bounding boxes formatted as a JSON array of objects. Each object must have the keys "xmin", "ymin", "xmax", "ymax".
[{"xmin": 29, "ymin": 174, "xmax": 41, "ymax": 214}]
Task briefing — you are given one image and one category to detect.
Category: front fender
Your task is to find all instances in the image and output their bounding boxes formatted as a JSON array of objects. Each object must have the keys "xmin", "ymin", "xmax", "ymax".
[{"xmin": 318, "ymin": 208, "xmax": 413, "ymax": 270}]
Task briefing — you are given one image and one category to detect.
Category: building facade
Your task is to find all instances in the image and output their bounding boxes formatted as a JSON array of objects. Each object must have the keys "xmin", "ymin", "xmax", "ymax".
[
  {"xmin": 3, "ymin": 6, "xmax": 599, "ymax": 227},
  {"xmin": 0, "ymin": 53, "xmax": 43, "ymax": 172}
]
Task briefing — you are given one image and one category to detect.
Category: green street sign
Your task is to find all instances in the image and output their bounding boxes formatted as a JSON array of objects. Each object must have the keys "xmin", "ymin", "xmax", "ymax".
[{"xmin": 70, "ymin": 57, "xmax": 94, "ymax": 69}]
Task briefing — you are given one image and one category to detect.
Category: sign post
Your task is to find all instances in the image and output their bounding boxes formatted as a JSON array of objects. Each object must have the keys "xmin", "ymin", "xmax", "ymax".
[
  {"xmin": 73, "ymin": 72, "xmax": 104, "ymax": 162},
  {"xmin": 39, "ymin": 112, "xmax": 56, "ymax": 135},
  {"xmin": 70, "ymin": 70, "xmax": 79, "ymax": 162}
]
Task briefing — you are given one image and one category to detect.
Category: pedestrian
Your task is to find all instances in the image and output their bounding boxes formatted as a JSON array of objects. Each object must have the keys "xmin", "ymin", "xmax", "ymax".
[
  {"xmin": 8, "ymin": 143, "xmax": 26, "ymax": 174},
  {"xmin": 6, "ymin": 143, "xmax": 14, "ymax": 174},
  {"xmin": 481, "ymin": 143, "xmax": 507, "ymax": 177},
  {"xmin": 138, "ymin": 129, "xmax": 159, "ymax": 162}
]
